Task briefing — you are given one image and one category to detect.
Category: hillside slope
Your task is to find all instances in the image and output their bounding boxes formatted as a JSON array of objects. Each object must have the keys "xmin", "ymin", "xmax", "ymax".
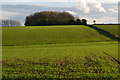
[
  {"xmin": 94, "ymin": 25, "xmax": 119, "ymax": 37},
  {"xmin": 3, "ymin": 25, "xmax": 110, "ymax": 46}
]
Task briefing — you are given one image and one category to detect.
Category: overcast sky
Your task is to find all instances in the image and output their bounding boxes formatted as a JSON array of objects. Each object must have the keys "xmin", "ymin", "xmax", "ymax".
[
  {"xmin": 0, "ymin": 0, "xmax": 119, "ymax": 25},
  {"xmin": 1, "ymin": 0, "xmax": 119, "ymax": 3}
]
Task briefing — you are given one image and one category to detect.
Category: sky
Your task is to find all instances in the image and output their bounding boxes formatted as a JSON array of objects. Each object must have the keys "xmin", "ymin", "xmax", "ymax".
[
  {"xmin": 0, "ymin": 0, "xmax": 119, "ymax": 25},
  {"xmin": 1, "ymin": 0, "xmax": 119, "ymax": 3}
]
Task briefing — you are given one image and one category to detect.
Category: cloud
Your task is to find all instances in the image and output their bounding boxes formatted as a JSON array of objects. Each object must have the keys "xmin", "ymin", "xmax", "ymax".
[
  {"xmin": 97, "ymin": 16, "xmax": 118, "ymax": 24},
  {"xmin": 2, "ymin": 0, "xmax": 119, "ymax": 3},
  {"xmin": 99, "ymin": 0, "xmax": 119, "ymax": 4},
  {"xmin": 0, "ymin": 11, "xmax": 21, "ymax": 19},
  {"xmin": 77, "ymin": 0, "xmax": 106, "ymax": 13},
  {"xmin": 108, "ymin": 7, "xmax": 118, "ymax": 13},
  {"xmin": 1, "ymin": 2, "xmax": 117, "ymax": 24},
  {"xmin": 65, "ymin": 11, "xmax": 77, "ymax": 15},
  {"xmin": 77, "ymin": 0, "xmax": 90, "ymax": 13},
  {"xmin": 88, "ymin": 0, "xmax": 106, "ymax": 13},
  {"xmin": 78, "ymin": 15, "xmax": 118, "ymax": 24},
  {"xmin": 2, "ymin": 0, "xmax": 70, "ymax": 2}
]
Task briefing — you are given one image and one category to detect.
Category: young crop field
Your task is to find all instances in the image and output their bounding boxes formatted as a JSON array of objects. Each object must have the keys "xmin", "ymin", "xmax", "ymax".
[
  {"xmin": 94, "ymin": 25, "xmax": 119, "ymax": 37},
  {"xmin": 2, "ymin": 25, "xmax": 110, "ymax": 46},
  {"xmin": 2, "ymin": 42, "xmax": 119, "ymax": 79},
  {"xmin": 2, "ymin": 25, "xmax": 119, "ymax": 79}
]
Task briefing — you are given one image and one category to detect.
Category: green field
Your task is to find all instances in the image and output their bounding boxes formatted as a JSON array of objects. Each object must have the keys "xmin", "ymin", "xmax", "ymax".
[
  {"xmin": 3, "ymin": 25, "xmax": 110, "ymax": 46},
  {"xmin": 2, "ymin": 25, "xmax": 119, "ymax": 79},
  {"xmin": 94, "ymin": 25, "xmax": 119, "ymax": 37}
]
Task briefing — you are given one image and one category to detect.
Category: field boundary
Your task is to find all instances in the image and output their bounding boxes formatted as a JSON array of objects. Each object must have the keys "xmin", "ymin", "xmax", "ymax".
[{"xmin": 87, "ymin": 25, "xmax": 120, "ymax": 41}]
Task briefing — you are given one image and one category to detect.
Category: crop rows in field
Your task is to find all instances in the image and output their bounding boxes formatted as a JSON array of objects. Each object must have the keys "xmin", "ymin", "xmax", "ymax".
[
  {"xmin": 2, "ymin": 42, "xmax": 119, "ymax": 79},
  {"xmin": 2, "ymin": 25, "xmax": 119, "ymax": 79},
  {"xmin": 94, "ymin": 25, "xmax": 119, "ymax": 37},
  {"xmin": 3, "ymin": 42, "xmax": 118, "ymax": 59},
  {"xmin": 2, "ymin": 25, "xmax": 110, "ymax": 46},
  {"xmin": 2, "ymin": 53, "xmax": 120, "ymax": 79}
]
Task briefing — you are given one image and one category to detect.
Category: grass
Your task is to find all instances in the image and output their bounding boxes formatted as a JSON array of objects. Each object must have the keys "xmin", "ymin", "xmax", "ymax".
[
  {"xmin": 2, "ymin": 25, "xmax": 119, "ymax": 79},
  {"xmin": 3, "ymin": 25, "xmax": 110, "ymax": 46},
  {"xmin": 94, "ymin": 25, "xmax": 119, "ymax": 37},
  {"xmin": 2, "ymin": 42, "xmax": 119, "ymax": 79},
  {"xmin": 3, "ymin": 41, "xmax": 118, "ymax": 59}
]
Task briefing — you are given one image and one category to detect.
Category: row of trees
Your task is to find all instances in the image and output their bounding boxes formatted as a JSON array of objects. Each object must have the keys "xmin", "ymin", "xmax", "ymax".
[
  {"xmin": 25, "ymin": 11, "xmax": 87, "ymax": 26},
  {"xmin": 1, "ymin": 19, "xmax": 21, "ymax": 27},
  {"xmin": 1, "ymin": 11, "xmax": 88, "ymax": 27}
]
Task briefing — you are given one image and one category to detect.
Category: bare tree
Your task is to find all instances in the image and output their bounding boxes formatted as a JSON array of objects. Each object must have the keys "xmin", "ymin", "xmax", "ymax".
[
  {"xmin": 93, "ymin": 20, "xmax": 96, "ymax": 24},
  {"xmin": 2, "ymin": 19, "xmax": 21, "ymax": 27}
]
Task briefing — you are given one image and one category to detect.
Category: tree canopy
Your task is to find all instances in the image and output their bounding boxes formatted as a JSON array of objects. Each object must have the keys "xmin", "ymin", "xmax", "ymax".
[{"xmin": 25, "ymin": 11, "xmax": 87, "ymax": 26}]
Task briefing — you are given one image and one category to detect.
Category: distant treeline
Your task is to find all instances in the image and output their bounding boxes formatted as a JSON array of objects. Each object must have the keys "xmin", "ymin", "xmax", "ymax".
[
  {"xmin": 1, "ymin": 19, "xmax": 21, "ymax": 27},
  {"xmin": 94, "ymin": 24, "xmax": 119, "ymax": 25},
  {"xmin": 25, "ymin": 11, "xmax": 87, "ymax": 26}
]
